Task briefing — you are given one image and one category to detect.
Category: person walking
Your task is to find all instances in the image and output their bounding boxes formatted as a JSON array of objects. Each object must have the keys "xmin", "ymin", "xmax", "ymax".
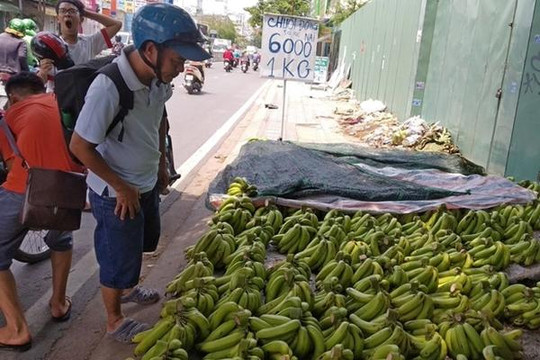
[
  {"xmin": 0, "ymin": 19, "xmax": 29, "ymax": 109},
  {"xmin": 69, "ymin": 3, "xmax": 210, "ymax": 342},
  {"xmin": 0, "ymin": 72, "xmax": 82, "ymax": 351}
]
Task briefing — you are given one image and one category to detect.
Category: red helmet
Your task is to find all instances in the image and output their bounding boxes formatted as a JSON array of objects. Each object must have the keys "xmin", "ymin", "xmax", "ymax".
[{"xmin": 31, "ymin": 31, "xmax": 74, "ymax": 70}]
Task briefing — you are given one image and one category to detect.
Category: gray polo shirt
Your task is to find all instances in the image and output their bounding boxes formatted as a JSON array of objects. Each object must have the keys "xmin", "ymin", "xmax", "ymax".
[{"xmin": 74, "ymin": 49, "xmax": 172, "ymax": 197}]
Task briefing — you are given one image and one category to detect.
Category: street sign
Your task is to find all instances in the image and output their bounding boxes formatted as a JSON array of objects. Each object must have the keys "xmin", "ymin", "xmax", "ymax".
[
  {"xmin": 313, "ymin": 56, "xmax": 329, "ymax": 83},
  {"xmin": 260, "ymin": 14, "xmax": 319, "ymax": 81}
]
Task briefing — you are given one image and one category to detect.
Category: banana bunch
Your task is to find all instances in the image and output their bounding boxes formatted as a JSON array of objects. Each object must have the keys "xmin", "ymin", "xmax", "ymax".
[
  {"xmin": 212, "ymin": 207, "xmax": 253, "ymax": 235},
  {"xmin": 318, "ymin": 221, "xmax": 349, "ymax": 244},
  {"xmin": 165, "ymin": 253, "xmax": 214, "ymax": 296},
  {"xmin": 226, "ymin": 176, "xmax": 257, "ymax": 197},
  {"xmin": 272, "ymin": 223, "xmax": 315, "ymax": 254},
  {"xmin": 224, "ymin": 259, "xmax": 266, "ymax": 279},
  {"xmin": 316, "ymin": 251, "xmax": 354, "ymax": 288},
  {"xmin": 454, "ymin": 210, "xmax": 488, "ymax": 235},
  {"xmin": 503, "ymin": 283, "xmax": 540, "ymax": 329},
  {"xmin": 349, "ymin": 212, "xmax": 377, "ymax": 238},
  {"xmin": 375, "ymin": 213, "xmax": 402, "ymax": 237},
  {"xmin": 351, "ymin": 258, "xmax": 385, "ymax": 284},
  {"xmin": 393, "ymin": 289, "xmax": 434, "ymax": 322},
  {"xmin": 434, "ymin": 231, "xmax": 462, "ymax": 249},
  {"xmin": 217, "ymin": 268, "xmax": 264, "ymax": 312},
  {"xmin": 362, "ymin": 324, "xmax": 409, "ymax": 359},
  {"xmin": 316, "ymin": 344, "xmax": 355, "ymax": 360},
  {"xmin": 265, "ymin": 267, "xmax": 296, "ymax": 302},
  {"xmin": 403, "ymin": 265, "xmax": 439, "ymax": 294},
  {"xmin": 340, "ymin": 240, "xmax": 371, "ymax": 264},
  {"xmin": 479, "ymin": 325, "xmax": 523, "ymax": 360},
  {"xmin": 199, "ymin": 330, "xmax": 261, "ymax": 359},
  {"xmin": 224, "ymin": 241, "xmax": 266, "ymax": 268},
  {"xmin": 267, "ymin": 253, "xmax": 312, "ymax": 281},
  {"xmin": 286, "ymin": 207, "xmax": 320, "ymax": 228},
  {"xmin": 294, "ymin": 235, "xmax": 340, "ymax": 272},
  {"xmin": 252, "ymin": 205, "xmax": 284, "ymax": 232},
  {"xmin": 523, "ymin": 200, "xmax": 540, "ymax": 230},
  {"xmin": 430, "ymin": 294, "xmax": 469, "ymax": 324},
  {"xmin": 323, "ymin": 211, "xmax": 352, "ymax": 233},
  {"xmin": 189, "ymin": 224, "xmax": 236, "ymax": 268},
  {"xmin": 437, "ymin": 271, "xmax": 473, "ymax": 294},
  {"xmin": 287, "ymin": 278, "xmax": 315, "ymax": 309},
  {"xmin": 237, "ymin": 224, "xmax": 274, "ymax": 247},
  {"xmin": 518, "ymin": 179, "xmax": 540, "ymax": 193},
  {"xmin": 507, "ymin": 238, "xmax": 540, "ymax": 265},
  {"xmin": 254, "ymin": 312, "xmax": 326, "ymax": 359},
  {"xmin": 409, "ymin": 332, "xmax": 447, "ymax": 360},
  {"xmin": 134, "ymin": 298, "xmax": 209, "ymax": 355},
  {"xmin": 469, "ymin": 288, "xmax": 505, "ymax": 317},
  {"xmin": 217, "ymin": 195, "xmax": 256, "ymax": 214},
  {"xmin": 260, "ymin": 340, "xmax": 297, "ymax": 359},
  {"xmin": 133, "ymin": 338, "xmax": 188, "ymax": 360},
  {"xmin": 348, "ymin": 309, "xmax": 398, "ymax": 337},
  {"xmin": 468, "ymin": 240, "xmax": 510, "ymax": 270},
  {"xmin": 163, "ymin": 277, "xmax": 218, "ymax": 317},
  {"xmin": 257, "ymin": 295, "xmax": 304, "ymax": 316},
  {"xmin": 319, "ymin": 313, "xmax": 363, "ymax": 358},
  {"xmin": 313, "ymin": 281, "xmax": 347, "ymax": 316},
  {"xmin": 350, "ymin": 289, "xmax": 390, "ymax": 321}
]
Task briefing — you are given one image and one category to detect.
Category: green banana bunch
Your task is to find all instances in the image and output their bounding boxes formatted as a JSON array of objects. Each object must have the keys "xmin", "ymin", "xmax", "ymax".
[
  {"xmin": 480, "ymin": 325, "xmax": 522, "ymax": 360},
  {"xmin": 163, "ymin": 278, "xmax": 218, "ymax": 317},
  {"xmin": 272, "ymin": 223, "xmax": 315, "ymax": 254},
  {"xmin": 253, "ymin": 205, "xmax": 284, "ymax": 232},
  {"xmin": 218, "ymin": 194, "xmax": 256, "ymax": 214},
  {"xmin": 136, "ymin": 338, "xmax": 188, "ymax": 360},
  {"xmin": 225, "ymin": 241, "xmax": 266, "ymax": 267},
  {"xmin": 362, "ymin": 324, "xmax": 409, "ymax": 358},
  {"xmin": 340, "ymin": 240, "xmax": 371, "ymax": 265},
  {"xmin": 236, "ymin": 224, "xmax": 274, "ymax": 247},
  {"xmin": 318, "ymin": 222, "xmax": 349, "ymax": 244},
  {"xmin": 165, "ymin": 253, "xmax": 214, "ymax": 296},
  {"xmin": 226, "ymin": 176, "xmax": 258, "ymax": 197},
  {"xmin": 188, "ymin": 225, "xmax": 236, "ymax": 269},
  {"xmin": 320, "ymin": 320, "xmax": 364, "ymax": 358},
  {"xmin": 294, "ymin": 235, "xmax": 339, "ymax": 272},
  {"xmin": 316, "ymin": 344, "xmax": 355, "ymax": 360},
  {"xmin": 313, "ymin": 285, "xmax": 347, "ymax": 317},
  {"xmin": 217, "ymin": 269, "xmax": 264, "ymax": 312},
  {"xmin": 316, "ymin": 252, "xmax": 354, "ymax": 288},
  {"xmin": 267, "ymin": 253, "xmax": 312, "ymax": 281}
]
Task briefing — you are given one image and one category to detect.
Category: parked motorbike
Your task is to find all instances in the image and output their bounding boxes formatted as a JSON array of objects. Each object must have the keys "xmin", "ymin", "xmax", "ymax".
[
  {"xmin": 240, "ymin": 58, "xmax": 249, "ymax": 73},
  {"xmin": 224, "ymin": 59, "xmax": 233, "ymax": 72},
  {"xmin": 183, "ymin": 61, "xmax": 204, "ymax": 95}
]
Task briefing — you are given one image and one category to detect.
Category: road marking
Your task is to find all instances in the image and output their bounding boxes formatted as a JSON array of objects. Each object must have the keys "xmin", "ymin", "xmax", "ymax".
[{"xmin": 170, "ymin": 80, "xmax": 270, "ymax": 190}]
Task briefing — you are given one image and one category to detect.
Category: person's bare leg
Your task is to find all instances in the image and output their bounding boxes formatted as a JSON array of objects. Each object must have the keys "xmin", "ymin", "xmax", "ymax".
[
  {"xmin": 101, "ymin": 285, "xmax": 125, "ymax": 332},
  {"xmin": 49, "ymin": 250, "xmax": 72, "ymax": 318},
  {"xmin": 0, "ymin": 270, "xmax": 31, "ymax": 345}
]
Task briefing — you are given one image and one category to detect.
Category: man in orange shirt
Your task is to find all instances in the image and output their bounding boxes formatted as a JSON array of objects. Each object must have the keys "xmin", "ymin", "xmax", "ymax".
[{"xmin": 0, "ymin": 72, "xmax": 80, "ymax": 351}]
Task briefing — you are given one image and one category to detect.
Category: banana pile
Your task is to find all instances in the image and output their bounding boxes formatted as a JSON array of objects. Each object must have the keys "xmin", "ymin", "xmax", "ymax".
[
  {"xmin": 226, "ymin": 176, "xmax": 258, "ymax": 197},
  {"xmin": 132, "ymin": 179, "xmax": 540, "ymax": 359}
]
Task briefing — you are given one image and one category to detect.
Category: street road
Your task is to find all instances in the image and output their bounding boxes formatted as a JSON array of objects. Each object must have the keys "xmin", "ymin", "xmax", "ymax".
[{"xmin": 5, "ymin": 63, "xmax": 267, "ymax": 359}]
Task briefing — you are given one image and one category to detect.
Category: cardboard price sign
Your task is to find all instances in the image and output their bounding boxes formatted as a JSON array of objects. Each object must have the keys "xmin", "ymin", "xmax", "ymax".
[{"xmin": 260, "ymin": 14, "xmax": 319, "ymax": 81}]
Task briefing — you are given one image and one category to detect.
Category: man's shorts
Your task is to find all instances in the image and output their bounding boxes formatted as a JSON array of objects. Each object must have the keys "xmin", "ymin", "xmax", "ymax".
[
  {"xmin": 89, "ymin": 184, "xmax": 161, "ymax": 289},
  {"xmin": 0, "ymin": 187, "xmax": 73, "ymax": 270}
]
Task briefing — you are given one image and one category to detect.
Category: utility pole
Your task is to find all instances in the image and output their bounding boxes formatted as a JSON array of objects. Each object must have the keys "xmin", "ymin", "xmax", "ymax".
[{"xmin": 196, "ymin": 0, "xmax": 203, "ymax": 15}]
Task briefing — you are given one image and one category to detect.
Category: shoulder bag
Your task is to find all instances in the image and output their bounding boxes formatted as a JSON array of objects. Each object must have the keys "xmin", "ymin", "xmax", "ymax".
[{"xmin": 0, "ymin": 115, "xmax": 87, "ymax": 231}]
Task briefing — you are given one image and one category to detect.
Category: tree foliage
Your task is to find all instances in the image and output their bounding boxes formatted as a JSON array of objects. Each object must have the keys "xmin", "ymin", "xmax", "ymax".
[
  {"xmin": 245, "ymin": 0, "xmax": 311, "ymax": 29},
  {"xmin": 330, "ymin": 0, "xmax": 367, "ymax": 26},
  {"xmin": 198, "ymin": 15, "xmax": 238, "ymax": 43}
]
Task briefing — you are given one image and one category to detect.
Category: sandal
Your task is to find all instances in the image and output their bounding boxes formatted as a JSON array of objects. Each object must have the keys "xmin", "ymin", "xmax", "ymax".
[
  {"xmin": 51, "ymin": 297, "xmax": 72, "ymax": 322},
  {"xmin": 120, "ymin": 286, "xmax": 160, "ymax": 305},
  {"xmin": 106, "ymin": 318, "xmax": 149, "ymax": 343}
]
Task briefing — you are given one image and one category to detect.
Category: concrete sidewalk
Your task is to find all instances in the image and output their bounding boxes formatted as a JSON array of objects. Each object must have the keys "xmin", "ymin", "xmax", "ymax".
[{"xmin": 29, "ymin": 80, "xmax": 349, "ymax": 360}]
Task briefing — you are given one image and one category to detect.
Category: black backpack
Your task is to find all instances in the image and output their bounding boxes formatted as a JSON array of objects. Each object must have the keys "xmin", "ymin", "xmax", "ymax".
[{"xmin": 54, "ymin": 55, "xmax": 134, "ymax": 151}]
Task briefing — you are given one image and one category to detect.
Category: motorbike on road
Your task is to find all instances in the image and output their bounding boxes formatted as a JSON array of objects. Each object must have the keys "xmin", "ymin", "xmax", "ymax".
[
  {"xmin": 183, "ymin": 61, "xmax": 204, "ymax": 95},
  {"xmin": 204, "ymin": 58, "xmax": 213, "ymax": 68},
  {"xmin": 223, "ymin": 59, "xmax": 233, "ymax": 72},
  {"xmin": 240, "ymin": 58, "xmax": 249, "ymax": 73}
]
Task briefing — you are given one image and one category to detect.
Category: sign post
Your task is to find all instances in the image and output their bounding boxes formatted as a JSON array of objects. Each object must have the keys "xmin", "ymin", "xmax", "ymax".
[{"xmin": 260, "ymin": 14, "xmax": 319, "ymax": 140}]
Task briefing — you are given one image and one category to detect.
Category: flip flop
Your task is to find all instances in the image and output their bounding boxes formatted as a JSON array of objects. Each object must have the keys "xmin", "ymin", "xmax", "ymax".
[
  {"xmin": 106, "ymin": 318, "xmax": 149, "ymax": 343},
  {"xmin": 120, "ymin": 286, "xmax": 160, "ymax": 305},
  {"xmin": 51, "ymin": 297, "xmax": 72, "ymax": 322},
  {"xmin": 0, "ymin": 341, "xmax": 32, "ymax": 352}
]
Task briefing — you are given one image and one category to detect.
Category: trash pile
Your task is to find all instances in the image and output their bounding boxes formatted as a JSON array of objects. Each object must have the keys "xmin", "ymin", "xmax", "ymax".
[{"xmin": 334, "ymin": 98, "xmax": 461, "ymax": 154}]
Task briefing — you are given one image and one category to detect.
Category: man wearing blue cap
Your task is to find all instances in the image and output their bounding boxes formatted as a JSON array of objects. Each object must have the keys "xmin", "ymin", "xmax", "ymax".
[{"xmin": 69, "ymin": 3, "xmax": 210, "ymax": 342}]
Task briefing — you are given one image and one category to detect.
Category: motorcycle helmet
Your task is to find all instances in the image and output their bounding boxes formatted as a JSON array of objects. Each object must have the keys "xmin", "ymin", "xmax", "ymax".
[
  {"xmin": 31, "ymin": 31, "xmax": 75, "ymax": 70},
  {"xmin": 132, "ymin": 3, "xmax": 210, "ymax": 61},
  {"xmin": 22, "ymin": 18, "xmax": 38, "ymax": 34},
  {"xmin": 6, "ymin": 18, "xmax": 25, "ymax": 37}
]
